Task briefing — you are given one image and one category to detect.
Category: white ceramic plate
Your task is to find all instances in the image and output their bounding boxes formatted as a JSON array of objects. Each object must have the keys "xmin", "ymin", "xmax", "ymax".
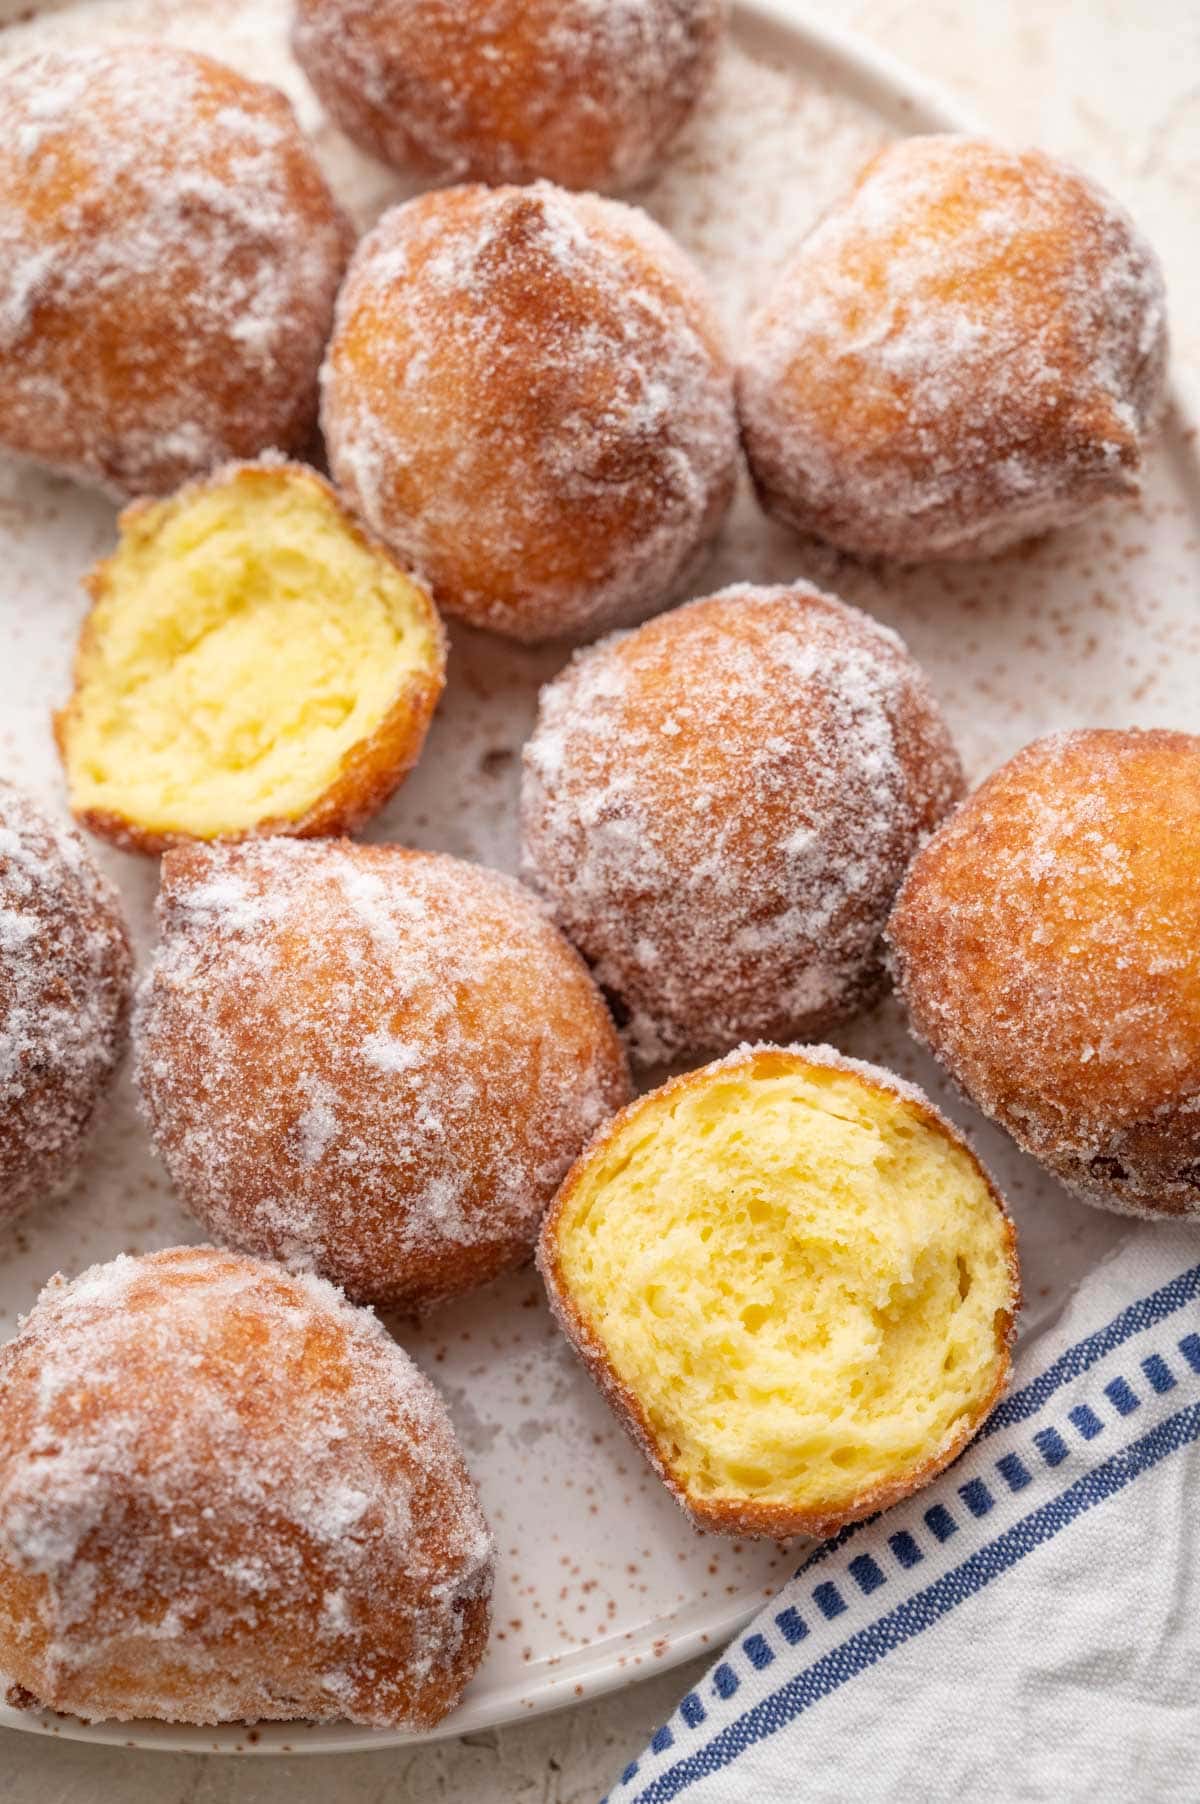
[{"xmin": 0, "ymin": 0, "xmax": 1197, "ymax": 1757}]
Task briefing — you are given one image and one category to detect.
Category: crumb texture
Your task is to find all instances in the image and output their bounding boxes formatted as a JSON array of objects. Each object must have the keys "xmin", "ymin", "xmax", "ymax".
[
  {"xmin": 58, "ymin": 462, "xmax": 444, "ymax": 846},
  {"xmin": 546, "ymin": 1046, "xmax": 1015, "ymax": 1529}
]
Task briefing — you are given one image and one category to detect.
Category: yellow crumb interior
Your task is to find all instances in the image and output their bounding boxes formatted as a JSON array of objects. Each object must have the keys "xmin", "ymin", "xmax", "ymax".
[
  {"xmin": 555, "ymin": 1064, "xmax": 1012, "ymax": 1515},
  {"xmin": 62, "ymin": 475, "xmax": 439, "ymax": 837}
]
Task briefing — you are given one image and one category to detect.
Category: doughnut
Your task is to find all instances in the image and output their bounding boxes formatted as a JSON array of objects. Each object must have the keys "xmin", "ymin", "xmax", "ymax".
[
  {"xmin": 0, "ymin": 784, "xmax": 131, "ymax": 1225},
  {"xmin": 520, "ymin": 581, "xmax": 963, "ymax": 1064},
  {"xmin": 539, "ymin": 1044, "xmax": 1018, "ymax": 1538},
  {"xmin": 737, "ymin": 136, "xmax": 1168, "ymax": 561},
  {"xmin": 0, "ymin": 1246, "xmax": 493, "ymax": 1727},
  {"xmin": 889, "ymin": 728, "xmax": 1200, "ymax": 1219},
  {"xmin": 321, "ymin": 181, "xmax": 738, "ymax": 643},
  {"xmin": 135, "ymin": 840, "xmax": 633, "ymax": 1308},
  {"xmin": 54, "ymin": 460, "xmax": 445, "ymax": 855},
  {"xmin": 291, "ymin": 0, "xmax": 725, "ymax": 192},
  {"xmin": 0, "ymin": 45, "xmax": 353, "ymax": 499}
]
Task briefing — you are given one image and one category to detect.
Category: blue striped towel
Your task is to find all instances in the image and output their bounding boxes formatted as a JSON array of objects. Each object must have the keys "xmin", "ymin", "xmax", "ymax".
[{"xmin": 607, "ymin": 1227, "xmax": 1200, "ymax": 1803}]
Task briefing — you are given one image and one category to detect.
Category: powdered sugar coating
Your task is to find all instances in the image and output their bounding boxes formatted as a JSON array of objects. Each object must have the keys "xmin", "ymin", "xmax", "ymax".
[
  {"xmin": 292, "ymin": 0, "xmax": 724, "ymax": 193},
  {"xmin": 737, "ymin": 135, "xmax": 1169, "ymax": 561},
  {"xmin": 0, "ymin": 43, "xmax": 353, "ymax": 498},
  {"xmin": 321, "ymin": 180, "xmax": 738, "ymax": 643},
  {"xmin": 0, "ymin": 783, "xmax": 131, "ymax": 1225},
  {"xmin": 520, "ymin": 582, "xmax": 964, "ymax": 1064},
  {"xmin": 0, "ymin": 1245, "xmax": 493, "ymax": 1727},
  {"xmin": 135, "ymin": 840, "xmax": 632, "ymax": 1306},
  {"xmin": 888, "ymin": 729, "xmax": 1200, "ymax": 1219}
]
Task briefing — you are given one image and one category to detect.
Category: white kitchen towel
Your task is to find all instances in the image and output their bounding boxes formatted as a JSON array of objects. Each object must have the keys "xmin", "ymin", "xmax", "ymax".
[{"xmin": 605, "ymin": 1227, "xmax": 1200, "ymax": 1803}]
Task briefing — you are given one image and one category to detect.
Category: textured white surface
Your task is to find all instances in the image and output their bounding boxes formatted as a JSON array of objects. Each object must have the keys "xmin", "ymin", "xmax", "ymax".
[{"xmin": 0, "ymin": 0, "xmax": 1197, "ymax": 1795}]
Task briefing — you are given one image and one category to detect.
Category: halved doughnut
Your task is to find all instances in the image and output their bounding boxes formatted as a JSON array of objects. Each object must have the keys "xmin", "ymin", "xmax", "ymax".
[
  {"xmin": 539, "ymin": 1044, "xmax": 1018, "ymax": 1538},
  {"xmin": 55, "ymin": 460, "xmax": 445, "ymax": 853}
]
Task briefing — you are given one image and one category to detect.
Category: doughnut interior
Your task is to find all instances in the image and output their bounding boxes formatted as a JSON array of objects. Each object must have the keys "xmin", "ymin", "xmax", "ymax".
[
  {"xmin": 545, "ymin": 1051, "xmax": 1016, "ymax": 1535},
  {"xmin": 57, "ymin": 463, "xmax": 442, "ymax": 844}
]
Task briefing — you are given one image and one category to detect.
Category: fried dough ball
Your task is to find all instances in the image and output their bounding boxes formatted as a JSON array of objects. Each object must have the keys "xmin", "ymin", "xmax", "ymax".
[
  {"xmin": 55, "ymin": 461, "xmax": 445, "ymax": 855},
  {"xmin": 0, "ymin": 45, "xmax": 353, "ymax": 499},
  {"xmin": 540, "ymin": 1044, "xmax": 1018, "ymax": 1538},
  {"xmin": 135, "ymin": 841, "xmax": 632, "ymax": 1308},
  {"xmin": 889, "ymin": 730, "xmax": 1200, "ymax": 1219},
  {"xmin": 0, "ymin": 1246, "xmax": 493, "ymax": 1727},
  {"xmin": 0, "ymin": 784, "xmax": 131, "ymax": 1225},
  {"xmin": 291, "ymin": 0, "xmax": 724, "ymax": 193},
  {"xmin": 321, "ymin": 181, "xmax": 737, "ymax": 643},
  {"xmin": 520, "ymin": 582, "xmax": 963, "ymax": 1063},
  {"xmin": 738, "ymin": 136, "xmax": 1168, "ymax": 561}
]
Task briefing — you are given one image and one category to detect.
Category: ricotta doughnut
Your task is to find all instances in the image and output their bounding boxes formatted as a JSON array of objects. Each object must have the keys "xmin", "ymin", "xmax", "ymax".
[
  {"xmin": 55, "ymin": 460, "xmax": 445, "ymax": 854},
  {"xmin": 0, "ymin": 44, "xmax": 353, "ymax": 498},
  {"xmin": 135, "ymin": 840, "xmax": 632, "ymax": 1308},
  {"xmin": 321, "ymin": 181, "xmax": 737, "ymax": 643},
  {"xmin": 0, "ymin": 784, "xmax": 131, "ymax": 1225},
  {"xmin": 291, "ymin": 0, "xmax": 724, "ymax": 193},
  {"xmin": 889, "ymin": 728, "xmax": 1200, "ymax": 1219},
  {"xmin": 539, "ymin": 1045, "xmax": 1018, "ymax": 1538},
  {"xmin": 520, "ymin": 581, "xmax": 963, "ymax": 1063},
  {"xmin": 0, "ymin": 1246, "xmax": 493, "ymax": 1727},
  {"xmin": 738, "ymin": 136, "xmax": 1168, "ymax": 561}
]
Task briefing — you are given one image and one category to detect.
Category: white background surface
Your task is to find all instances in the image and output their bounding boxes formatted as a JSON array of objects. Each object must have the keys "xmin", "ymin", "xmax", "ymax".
[{"xmin": 2, "ymin": 0, "xmax": 1198, "ymax": 1798}]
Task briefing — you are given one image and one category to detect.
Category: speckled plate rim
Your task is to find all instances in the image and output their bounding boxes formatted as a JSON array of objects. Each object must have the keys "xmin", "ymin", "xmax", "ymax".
[{"xmin": 3, "ymin": 0, "xmax": 1196, "ymax": 1757}]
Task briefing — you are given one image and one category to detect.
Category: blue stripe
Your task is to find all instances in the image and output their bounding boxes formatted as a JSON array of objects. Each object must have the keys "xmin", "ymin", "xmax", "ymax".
[
  {"xmin": 1069, "ymin": 1404, "xmax": 1104, "ymax": 1441},
  {"xmin": 813, "ymin": 1582, "xmax": 846, "ymax": 1620},
  {"xmin": 1104, "ymin": 1377, "xmax": 1140, "ymax": 1417},
  {"xmin": 1142, "ymin": 1354, "xmax": 1176, "ymax": 1395},
  {"xmin": 848, "ymin": 1554, "xmax": 886, "ymax": 1596},
  {"xmin": 959, "ymin": 1479, "xmax": 994, "ymax": 1518},
  {"xmin": 888, "ymin": 1530, "xmax": 923, "ymax": 1569},
  {"xmin": 633, "ymin": 1403, "xmax": 1200, "ymax": 1803},
  {"xmin": 1033, "ymin": 1427, "xmax": 1069, "ymax": 1468},
  {"xmin": 979, "ymin": 1261, "xmax": 1200, "ymax": 1438},
  {"xmin": 995, "ymin": 1453, "xmax": 1032, "ymax": 1493},
  {"xmin": 774, "ymin": 1608, "xmax": 807, "ymax": 1646}
]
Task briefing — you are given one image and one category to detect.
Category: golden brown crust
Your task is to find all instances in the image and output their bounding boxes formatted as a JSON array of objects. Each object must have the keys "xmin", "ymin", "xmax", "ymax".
[
  {"xmin": 0, "ymin": 1246, "xmax": 493, "ymax": 1728},
  {"xmin": 888, "ymin": 728, "xmax": 1200, "ymax": 1219},
  {"xmin": 0, "ymin": 45, "xmax": 354, "ymax": 499},
  {"xmin": 0, "ymin": 784, "xmax": 133, "ymax": 1224},
  {"xmin": 53, "ymin": 460, "xmax": 447, "ymax": 857},
  {"xmin": 520, "ymin": 582, "xmax": 963, "ymax": 1063},
  {"xmin": 537, "ymin": 1044, "xmax": 1019, "ymax": 1539},
  {"xmin": 136, "ymin": 840, "xmax": 633, "ymax": 1310},
  {"xmin": 321, "ymin": 182, "xmax": 738, "ymax": 643},
  {"xmin": 737, "ymin": 136, "xmax": 1168, "ymax": 562},
  {"xmin": 291, "ymin": 0, "xmax": 725, "ymax": 193}
]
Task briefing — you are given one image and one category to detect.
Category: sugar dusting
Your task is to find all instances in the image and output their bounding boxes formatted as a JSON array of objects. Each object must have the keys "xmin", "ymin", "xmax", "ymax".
[
  {"xmin": 0, "ymin": 0, "xmax": 1192, "ymax": 1742},
  {"xmin": 889, "ymin": 729, "xmax": 1200, "ymax": 1219},
  {"xmin": 322, "ymin": 179, "xmax": 738, "ymax": 642},
  {"xmin": 737, "ymin": 135, "xmax": 1169, "ymax": 561},
  {"xmin": 521, "ymin": 583, "xmax": 963, "ymax": 1063},
  {"xmin": 0, "ymin": 785, "xmax": 131, "ymax": 1225},
  {"xmin": 134, "ymin": 840, "xmax": 631, "ymax": 1306},
  {"xmin": 0, "ymin": 1245, "xmax": 493, "ymax": 1725},
  {"xmin": 0, "ymin": 41, "xmax": 352, "ymax": 497},
  {"xmin": 291, "ymin": 0, "xmax": 725, "ymax": 193}
]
